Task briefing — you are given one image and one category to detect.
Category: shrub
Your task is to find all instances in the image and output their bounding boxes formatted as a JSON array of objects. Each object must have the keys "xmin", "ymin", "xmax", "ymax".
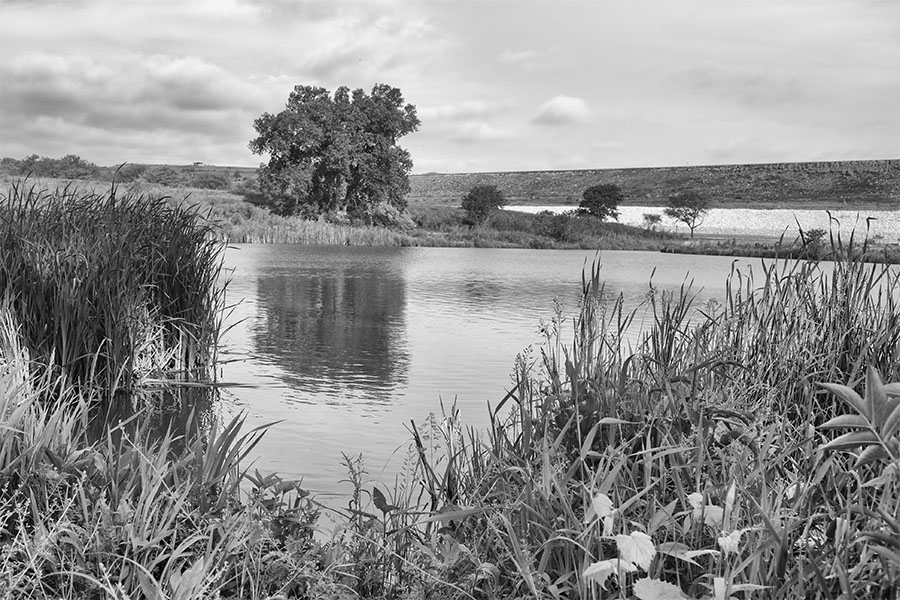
[
  {"xmin": 142, "ymin": 165, "xmax": 185, "ymax": 187},
  {"xmin": 189, "ymin": 171, "xmax": 230, "ymax": 190},
  {"xmin": 643, "ymin": 212, "xmax": 662, "ymax": 230},
  {"xmin": 579, "ymin": 183, "xmax": 622, "ymax": 221},
  {"xmin": 461, "ymin": 184, "xmax": 506, "ymax": 225}
]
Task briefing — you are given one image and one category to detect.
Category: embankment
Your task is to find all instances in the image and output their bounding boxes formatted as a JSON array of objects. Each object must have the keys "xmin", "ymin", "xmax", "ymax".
[{"xmin": 408, "ymin": 158, "xmax": 900, "ymax": 209}]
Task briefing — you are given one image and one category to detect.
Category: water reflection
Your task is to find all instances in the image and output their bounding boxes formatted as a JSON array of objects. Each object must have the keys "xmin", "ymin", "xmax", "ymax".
[
  {"xmin": 220, "ymin": 245, "xmax": 756, "ymax": 494},
  {"xmin": 253, "ymin": 261, "xmax": 408, "ymax": 403}
]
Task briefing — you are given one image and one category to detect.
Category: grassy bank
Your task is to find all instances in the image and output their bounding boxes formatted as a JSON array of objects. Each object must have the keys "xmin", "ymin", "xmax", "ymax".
[
  {"xmin": 5, "ymin": 177, "xmax": 899, "ymax": 263},
  {"xmin": 2, "ymin": 181, "xmax": 899, "ymax": 598}
]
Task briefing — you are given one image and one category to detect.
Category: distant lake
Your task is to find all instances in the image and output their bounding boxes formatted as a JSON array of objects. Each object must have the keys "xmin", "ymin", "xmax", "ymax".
[
  {"xmin": 218, "ymin": 245, "xmax": 765, "ymax": 499},
  {"xmin": 505, "ymin": 205, "xmax": 900, "ymax": 241}
]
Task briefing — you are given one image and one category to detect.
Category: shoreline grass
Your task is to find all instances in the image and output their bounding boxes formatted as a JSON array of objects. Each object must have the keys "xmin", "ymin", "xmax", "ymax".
[{"xmin": 4, "ymin": 176, "xmax": 898, "ymax": 263}]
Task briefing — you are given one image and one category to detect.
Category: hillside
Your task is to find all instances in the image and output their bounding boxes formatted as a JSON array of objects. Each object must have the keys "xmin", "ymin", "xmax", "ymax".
[
  {"xmin": 408, "ymin": 159, "xmax": 900, "ymax": 209},
  {"xmin": 3, "ymin": 157, "xmax": 897, "ymax": 211}
]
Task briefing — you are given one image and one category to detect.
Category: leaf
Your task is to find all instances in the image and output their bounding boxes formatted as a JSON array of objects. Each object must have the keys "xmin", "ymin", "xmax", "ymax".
[
  {"xmin": 633, "ymin": 577, "xmax": 688, "ymax": 600},
  {"xmin": 170, "ymin": 558, "xmax": 206, "ymax": 599},
  {"xmin": 649, "ymin": 500, "xmax": 678, "ymax": 534},
  {"xmin": 596, "ymin": 417, "xmax": 637, "ymax": 426},
  {"xmin": 820, "ymin": 382, "xmax": 869, "ymax": 419},
  {"xmin": 858, "ymin": 531, "xmax": 900, "ymax": 550},
  {"xmin": 730, "ymin": 584, "xmax": 772, "ymax": 592},
  {"xmin": 818, "ymin": 414, "xmax": 869, "ymax": 430},
  {"xmin": 868, "ymin": 545, "xmax": 900, "ymax": 569},
  {"xmin": 615, "ymin": 532, "xmax": 656, "ymax": 570},
  {"xmin": 420, "ymin": 505, "xmax": 486, "ymax": 524},
  {"xmin": 583, "ymin": 559, "xmax": 621, "ymax": 590},
  {"xmin": 372, "ymin": 487, "xmax": 397, "ymax": 515},
  {"xmin": 821, "ymin": 430, "xmax": 880, "ymax": 452},
  {"xmin": 881, "ymin": 397, "xmax": 900, "ymax": 439},
  {"xmin": 866, "ymin": 366, "xmax": 888, "ymax": 425},
  {"xmin": 684, "ymin": 549, "xmax": 721, "ymax": 560},
  {"xmin": 657, "ymin": 542, "xmax": 700, "ymax": 566},
  {"xmin": 854, "ymin": 444, "xmax": 891, "ymax": 469}
]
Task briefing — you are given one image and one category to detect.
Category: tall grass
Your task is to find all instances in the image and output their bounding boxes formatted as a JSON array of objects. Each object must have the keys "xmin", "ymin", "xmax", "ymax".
[
  {"xmin": 401, "ymin": 236, "xmax": 900, "ymax": 598},
  {"xmin": 0, "ymin": 181, "xmax": 225, "ymax": 410}
]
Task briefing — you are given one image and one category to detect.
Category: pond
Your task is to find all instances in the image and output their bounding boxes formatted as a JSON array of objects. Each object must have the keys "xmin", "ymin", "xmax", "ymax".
[{"xmin": 218, "ymin": 245, "xmax": 761, "ymax": 500}]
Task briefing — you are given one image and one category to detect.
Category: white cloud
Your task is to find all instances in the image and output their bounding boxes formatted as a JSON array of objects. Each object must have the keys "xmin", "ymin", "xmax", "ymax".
[
  {"xmin": 418, "ymin": 100, "xmax": 506, "ymax": 121},
  {"xmin": 532, "ymin": 96, "xmax": 592, "ymax": 126},
  {"xmin": 445, "ymin": 121, "xmax": 511, "ymax": 143}
]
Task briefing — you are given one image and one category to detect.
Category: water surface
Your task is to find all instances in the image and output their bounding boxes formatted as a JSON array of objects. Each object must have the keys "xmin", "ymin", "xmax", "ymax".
[{"xmin": 219, "ymin": 246, "xmax": 755, "ymax": 497}]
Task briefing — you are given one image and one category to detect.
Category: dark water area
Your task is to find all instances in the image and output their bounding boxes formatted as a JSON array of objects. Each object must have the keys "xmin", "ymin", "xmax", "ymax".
[{"xmin": 217, "ymin": 245, "xmax": 757, "ymax": 499}]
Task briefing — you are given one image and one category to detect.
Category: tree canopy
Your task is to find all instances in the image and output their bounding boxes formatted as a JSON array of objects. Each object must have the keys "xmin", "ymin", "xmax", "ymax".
[
  {"xmin": 664, "ymin": 190, "xmax": 710, "ymax": 238},
  {"xmin": 579, "ymin": 184, "xmax": 622, "ymax": 221},
  {"xmin": 249, "ymin": 84, "xmax": 420, "ymax": 217},
  {"xmin": 461, "ymin": 185, "xmax": 506, "ymax": 225}
]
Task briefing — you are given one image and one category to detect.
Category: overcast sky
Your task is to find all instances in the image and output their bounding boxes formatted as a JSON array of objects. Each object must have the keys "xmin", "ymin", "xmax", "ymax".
[{"xmin": 1, "ymin": 0, "xmax": 897, "ymax": 172}]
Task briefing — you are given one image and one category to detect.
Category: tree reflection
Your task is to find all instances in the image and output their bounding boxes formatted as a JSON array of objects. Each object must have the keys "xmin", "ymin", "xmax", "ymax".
[{"xmin": 254, "ymin": 266, "xmax": 408, "ymax": 403}]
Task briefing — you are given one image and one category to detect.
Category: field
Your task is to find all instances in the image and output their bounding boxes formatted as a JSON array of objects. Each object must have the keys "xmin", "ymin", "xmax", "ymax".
[{"xmin": 2, "ymin": 182, "xmax": 900, "ymax": 599}]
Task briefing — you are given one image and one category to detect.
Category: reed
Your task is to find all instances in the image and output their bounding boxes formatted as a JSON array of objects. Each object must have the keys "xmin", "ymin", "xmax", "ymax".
[
  {"xmin": 0, "ymin": 181, "xmax": 226, "ymax": 409},
  {"xmin": 402, "ymin": 233, "xmax": 900, "ymax": 598}
]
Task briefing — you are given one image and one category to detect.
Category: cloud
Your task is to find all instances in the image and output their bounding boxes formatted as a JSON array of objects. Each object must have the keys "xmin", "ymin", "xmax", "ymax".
[
  {"xmin": 418, "ymin": 100, "xmax": 505, "ymax": 121},
  {"xmin": 416, "ymin": 100, "xmax": 511, "ymax": 144},
  {"xmin": 239, "ymin": 0, "xmax": 340, "ymax": 22},
  {"xmin": 0, "ymin": 52, "xmax": 265, "ymax": 164},
  {"xmin": 445, "ymin": 121, "xmax": 511, "ymax": 143},
  {"xmin": 532, "ymin": 96, "xmax": 591, "ymax": 126}
]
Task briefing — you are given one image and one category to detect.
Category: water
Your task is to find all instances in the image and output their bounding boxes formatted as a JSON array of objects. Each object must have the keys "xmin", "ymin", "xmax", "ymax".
[
  {"xmin": 505, "ymin": 205, "xmax": 900, "ymax": 241},
  {"xmin": 218, "ymin": 245, "xmax": 757, "ymax": 499}
]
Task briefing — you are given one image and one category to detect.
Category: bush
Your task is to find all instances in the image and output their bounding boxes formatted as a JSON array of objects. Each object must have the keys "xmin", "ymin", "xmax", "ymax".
[
  {"xmin": 461, "ymin": 184, "xmax": 506, "ymax": 225},
  {"xmin": 142, "ymin": 165, "xmax": 185, "ymax": 187},
  {"xmin": 189, "ymin": 171, "xmax": 230, "ymax": 190},
  {"xmin": 109, "ymin": 163, "xmax": 147, "ymax": 183},
  {"xmin": 579, "ymin": 183, "xmax": 622, "ymax": 221}
]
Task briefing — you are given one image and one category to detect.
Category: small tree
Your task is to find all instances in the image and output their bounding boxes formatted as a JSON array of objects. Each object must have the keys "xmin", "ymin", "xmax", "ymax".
[
  {"xmin": 642, "ymin": 213, "xmax": 662, "ymax": 231},
  {"xmin": 798, "ymin": 227, "xmax": 827, "ymax": 258},
  {"xmin": 664, "ymin": 190, "xmax": 710, "ymax": 238},
  {"xmin": 579, "ymin": 183, "xmax": 622, "ymax": 221},
  {"xmin": 461, "ymin": 185, "xmax": 506, "ymax": 225}
]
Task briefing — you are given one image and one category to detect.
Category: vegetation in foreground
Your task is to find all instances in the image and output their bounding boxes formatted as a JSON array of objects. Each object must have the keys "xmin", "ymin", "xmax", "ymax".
[{"xmin": 2, "ymin": 183, "xmax": 900, "ymax": 599}]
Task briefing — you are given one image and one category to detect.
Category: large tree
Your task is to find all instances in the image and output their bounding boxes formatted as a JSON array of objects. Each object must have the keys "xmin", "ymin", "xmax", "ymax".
[{"xmin": 249, "ymin": 84, "xmax": 419, "ymax": 217}]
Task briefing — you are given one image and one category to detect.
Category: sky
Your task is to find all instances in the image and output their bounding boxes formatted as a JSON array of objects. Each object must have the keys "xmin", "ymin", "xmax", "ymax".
[{"xmin": 0, "ymin": 0, "xmax": 898, "ymax": 173}]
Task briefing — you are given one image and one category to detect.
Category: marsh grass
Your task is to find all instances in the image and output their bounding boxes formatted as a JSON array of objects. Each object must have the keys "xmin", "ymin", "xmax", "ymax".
[
  {"xmin": 396, "ymin": 234, "xmax": 900, "ymax": 598},
  {"xmin": 0, "ymin": 180, "xmax": 226, "ymax": 413}
]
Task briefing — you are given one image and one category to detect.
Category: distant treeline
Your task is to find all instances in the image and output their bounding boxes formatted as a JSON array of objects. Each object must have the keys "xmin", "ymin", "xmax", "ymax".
[{"xmin": 0, "ymin": 155, "xmax": 255, "ymax": 191}]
